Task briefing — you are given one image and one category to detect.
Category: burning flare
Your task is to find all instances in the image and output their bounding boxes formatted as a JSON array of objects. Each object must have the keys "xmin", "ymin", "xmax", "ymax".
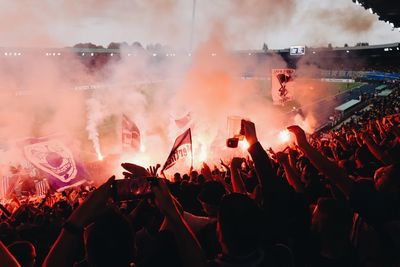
[{"xmin": 278, "ymin": 129, "xmax": 291, "ymax": 144}]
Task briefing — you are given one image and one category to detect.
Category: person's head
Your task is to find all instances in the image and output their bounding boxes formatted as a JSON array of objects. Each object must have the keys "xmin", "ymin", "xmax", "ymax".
[
  {"xmin": 182, "ymin": 173, "xmax": 190, "ymax": 181},
  {"xmin": 338, "ymin": 159, "xmax": 356, "ymax": 175},
  {"xmin": 7, "ymin": 241, "xmax": 36, "ymax": 267},
  {"xmin": 190, "ymin": 171, "xmax": 198, "ymax": 183},
  {"xmin": 173, "ymin": 172, "xmax": 181, "ymax": 183},
  {"xmin": 197, "ymin": 174, "xmax": 205, "ymax": 185},
  {"xmin": 217, "ymin": 193, "xmax": 263, "ymax": 256},
  {"xmin": 55, "ymin": 200, "xmax": 72, "ymax": 219},
  {"xmin": 85, "ymin": 210, "xmax": 135, "ymax": 267},
  {"xmin": 355, "ymin": 145, "xmax": 373, "ymax": 167},
  {"xmin": 311, "ymin": 198, "xmax": 352, "ymax": 243},
  {"xmin": 301, "ymin": 163, "xmax": 319, "ymax": 184},
  {"xmin": 212, "ymin": 166, "xmax": 220, "ymax": 176},
  {"xmin": 374, "ymin": 163, "xmax": 400, "ymax": 193},
  {"xmin": 297, "ymin": 156, "xmax": 310, "ymax": 172},
  {"xmin": 321, "ymin": 146, "xmax": 334, "ymax": 159},
  {"xmin": 198, "ymin": 181, "xmax": 226, "ymax": 217},
  {"xmin": 347, "ymin": 134, "xmax": 356, "ymax": 144}
]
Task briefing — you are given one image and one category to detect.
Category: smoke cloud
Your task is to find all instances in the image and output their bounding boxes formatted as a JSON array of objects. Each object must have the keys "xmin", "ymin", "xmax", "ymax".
[
  {"xmin": 0, "ymin": 0, "xmax": 398, "ymax": 182},
  {"xmin": 0, "ymin": 0, "xmax": 398, "ymax": 49}
]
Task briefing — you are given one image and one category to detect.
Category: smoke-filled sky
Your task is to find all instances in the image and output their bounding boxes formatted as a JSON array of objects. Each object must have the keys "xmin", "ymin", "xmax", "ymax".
[{"xmin": 0, "ymin": 0, "xmax": 398, "ymax": 50}]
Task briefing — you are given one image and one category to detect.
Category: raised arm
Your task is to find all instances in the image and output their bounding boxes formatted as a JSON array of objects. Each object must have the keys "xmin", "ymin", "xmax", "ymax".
[
  {"xmin": 241, "ymin": 120, "xmax": 292, "ymax": 210},
  {"xmin": 276, "ymin": 152, "xmax": 304, "ymax": 193},
  {"xmin": 242, "ymin": 120, "xmax": 278, "ymax": 191},
  {"xmin": 152, "ymin": 178, "xmax": 207, "ymax": 267},
  {"xmin": 288, "ymin": 125, "xmax": 352, "ymax": 197},
  {"xmin": 229, "ymin": 157, "xmax": 247, "ymax": 194},
  {"xmin": 121, "ymin": 163, "xmax": 207, "ymax": 267},
  {"xmin": 0, "ymin": 241, "xmax": 21, "ymax": 267},
  {"xmin": 334, "ymin": 134, "xmax": 350, "ymax": 151},
  {"xmin": 352, "ymin": 128, "xmax": 363, "ymax": 147},
  {"xmin": 362, "ymin": 132, "xmax": 395, "ymax": 165},
  {"xmin": 43, "ymin": 177, "xmax": 115, "ymax": 267}
]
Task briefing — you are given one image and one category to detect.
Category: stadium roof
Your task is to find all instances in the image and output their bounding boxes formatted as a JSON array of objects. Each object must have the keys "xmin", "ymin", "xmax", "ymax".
[
  {"xmin": 0, "ymin": 42, "xmax": 399, "ymax": 56},
  {"xmin": 354, "ymin": 0, "xmax": 400, "ymax": 28},
  {"xmin": 377, "ymin": 89, "xmax": 393, "ymax": 97},
  {"xmin": 333, "ymin": 42, "xmax": 400, "ymax": 50},
  {"xmin": 335, "ymin": 99, "xmax": 361, "ymax": 112}
]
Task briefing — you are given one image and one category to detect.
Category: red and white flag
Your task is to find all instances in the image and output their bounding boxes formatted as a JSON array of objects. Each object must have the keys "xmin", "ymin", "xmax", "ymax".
[
  {"xmin": 162, "ymin": 128, "xmax": 193, "ymax": 174},
  {"xmin": 122, "ymin": 114, "xmax": 141, "ymax": 152},
  {"xmin": 35, "ymin": 179, "xmax": 50, "ymax": 196}
]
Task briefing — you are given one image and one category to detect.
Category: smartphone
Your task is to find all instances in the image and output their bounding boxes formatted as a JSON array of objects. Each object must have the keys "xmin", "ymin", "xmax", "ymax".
[
  {"xmin": 112, "ymin": 177, "xmax": 158, "ymax": 201},
  {"xmin": 226, "ymin": 137, "xmax": 239, "ymax": 148}
]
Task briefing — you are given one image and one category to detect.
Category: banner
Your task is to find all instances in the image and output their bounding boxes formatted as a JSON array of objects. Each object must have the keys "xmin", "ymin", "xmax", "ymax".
[
  {"xmin": 271, "ymin": 69, "xmax": 295, "ymax": 104},
  {"xmin": 320, "ymin": 78, "xmax": 355, "ymax": 83},
  {"xmin": 162, "ymin": 128, "xmax": 193, "ymax": 175},
  {"xmin": 21, "ymin": 137, "xmax": 87, "ymax": 192},
  {"xmin": 122, "ymin": 114, "xmax": 141, "ymax": 152}
]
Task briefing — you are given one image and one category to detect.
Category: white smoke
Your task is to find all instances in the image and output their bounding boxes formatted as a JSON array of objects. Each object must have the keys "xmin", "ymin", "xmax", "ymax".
[{"xmin": 86, "ymin": 98, "xmax": 104, "ymax": 160}]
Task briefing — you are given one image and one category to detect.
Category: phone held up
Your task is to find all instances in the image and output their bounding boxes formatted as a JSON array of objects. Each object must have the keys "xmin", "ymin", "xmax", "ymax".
[
  {"xmin": 226, "ymin": 122, "xmax": 245, "ymax": 148},
  {"xmin": 112, "ymin": 176, "xmax": 159, "ymax": 201}
]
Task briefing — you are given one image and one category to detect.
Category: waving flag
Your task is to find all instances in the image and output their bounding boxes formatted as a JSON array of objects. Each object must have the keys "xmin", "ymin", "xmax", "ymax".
[
  {"xmin": 21, "ymin": 137, "xmax": 88, "ymax": 192},
  {"xmin": 162, "ymin": 128, "xmax": 193, "ymax": 175},
  {"xmin": 122, "ymin": 114, "xmax": 141, "ymax": 152},
  {"xmin": 35, "ymin": 179, "xmax": 50, "ymax": 196}
]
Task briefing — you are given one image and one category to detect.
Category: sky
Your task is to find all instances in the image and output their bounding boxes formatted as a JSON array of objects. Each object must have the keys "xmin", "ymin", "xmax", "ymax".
[{"xmin": 0, "ymin": 0, "xmax": 399, "ymax": 50}]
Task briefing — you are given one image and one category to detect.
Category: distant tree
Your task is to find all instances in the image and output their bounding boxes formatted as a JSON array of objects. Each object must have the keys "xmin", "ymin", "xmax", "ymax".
[
  {"xmin": 154, "ymin": 43, "xmax": 162, "ymax": 51},
  {"xmin": 328, "ymin": 43, "xmax": 332, "ymax": 49},
  {"xmin": 146, "ymin": 43, "xmax": 165, "ymax": 52},
  {"xmin": 73, "ymin": 43, "xmax": 103, "ymax": 49},
  {"xmin": 120, "ymin": 42, "xmax": 129, "ymax": 48},
  {"xmin": 107, "ymin": 42, "xmax": 129, "ymax": 49},
  {"xmin": 344, "ymin": 43, "xmax": 349, "ymax": 47},
  {"xmin": 146, "ymin": 44, "xmax": 154, "ymax": 51},
  {"xmin": 262, "ymin": 43, "xmax": 269, "ymax": 51},
  {"xmin": 132, "ymin": 42, "xmax": 143, "ymax": 49},
  {"xmin": 107, "ymin": 42, "xmax": 121, "ymax": 49}
]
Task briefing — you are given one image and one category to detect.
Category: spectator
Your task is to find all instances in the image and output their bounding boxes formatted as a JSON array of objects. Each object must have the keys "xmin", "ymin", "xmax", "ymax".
[{"xmin": 7, "ymin": 241, "xmax": 36, "ymax": 267}]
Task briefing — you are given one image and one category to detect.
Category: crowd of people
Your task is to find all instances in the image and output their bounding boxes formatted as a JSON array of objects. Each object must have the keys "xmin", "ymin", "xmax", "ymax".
[{"xmin": 0, "ymin": 83, "xmax": 399, "ymax": 267}]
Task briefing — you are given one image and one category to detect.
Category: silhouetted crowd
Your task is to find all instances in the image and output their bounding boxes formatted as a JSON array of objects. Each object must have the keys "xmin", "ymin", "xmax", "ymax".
[{"xmin": 0, "ymin": 86, "xmax": 399, "ymax": 267}]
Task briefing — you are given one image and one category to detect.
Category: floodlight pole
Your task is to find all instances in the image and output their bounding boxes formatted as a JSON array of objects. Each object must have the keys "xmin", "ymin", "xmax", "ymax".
[{"xmin": 189, "ymin": 0, "xmax": 197, "ymax": 53}]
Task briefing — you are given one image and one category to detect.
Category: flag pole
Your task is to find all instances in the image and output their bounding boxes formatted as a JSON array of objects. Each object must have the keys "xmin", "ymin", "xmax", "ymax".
[
  {"xmin": 189, "ymin": 0, "xmax": 197, "ymax": 53},
  {"xmin": 189, "ymin": 128, "xmax": 193, "ymax": 170}
]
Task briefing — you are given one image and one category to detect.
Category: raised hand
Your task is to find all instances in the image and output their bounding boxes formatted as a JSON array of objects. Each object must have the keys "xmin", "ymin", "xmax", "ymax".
[
  {"xmin": 147, "ymin": 164, "xmax": 161, "ymax": 176},
  {"xmin": 220, "ymin": 158, "xmax": 228, "ymax": 168},
  {"xmin": 121, "ymin": 163, "xmax": 150, "ymax": 178},
  {"xmin": 241, "ymin": 119, "xmax": 258, "ymax": 147},
  {"xmin": 276, "ymin": 152, "xmax": 289, "ymax": 165},
  {"xmin": 151, "ymin": 178, "xmax": 178, "ymax": 218},
  {"xmin": 360, "ymin": 131, "xmax": 372, "ymax": 142},
  {"xmin": 267, "ymin": 147, "xmax": 276, "ymax": 155},
  {"xmin": 231, "ymin": 157, "xmax": 244, "ymax": 170},
  {"xmin": 287, "ymin": 125, "xmax": 308, "ymax": 148},
  {"xmin": 201, "ymin": 162, "xmax": 213, "ymax": 181},
  {"xmin": 68, "ymin": 176, "xmax": 115, "ymax": 228}
]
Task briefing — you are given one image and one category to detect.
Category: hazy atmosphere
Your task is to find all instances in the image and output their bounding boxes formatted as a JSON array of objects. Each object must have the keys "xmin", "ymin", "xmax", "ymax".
[{"xmin": 0, "ymin": 0, "xmax": 398, "ymax": 49}]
